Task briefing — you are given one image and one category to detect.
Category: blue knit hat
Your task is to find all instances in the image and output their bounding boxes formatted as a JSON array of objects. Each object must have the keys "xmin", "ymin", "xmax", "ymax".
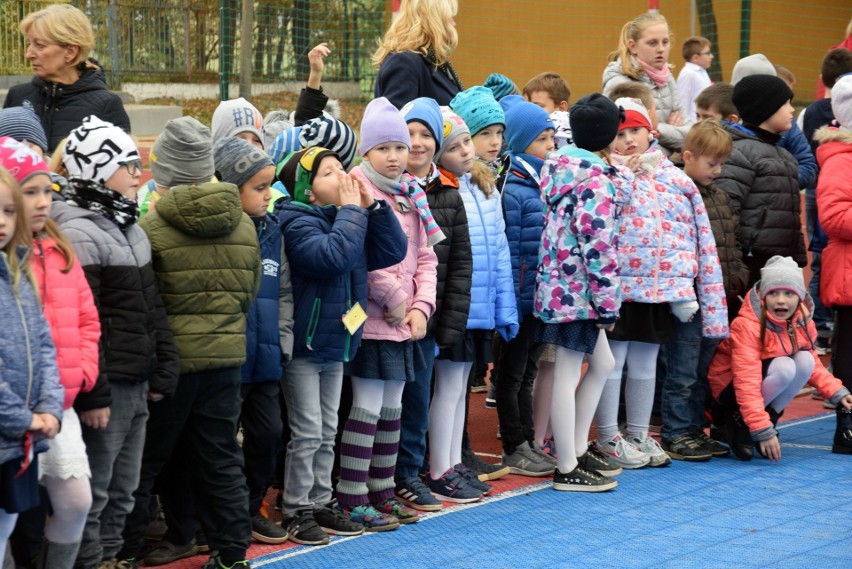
[
  {"xmin": 483, "ymin": 73, "xmax": 521, "ymax": 101},
  {"xmin": 401, "ymin": 97, "xmax": 444, "ymax": 151},
  {"xmin": 450, "ymin": 86, "xmax": 505, "ymax": 136},
  {"xmin": 268, "ymin": 116, "xmax": 357, "ymax": 171},
  {"xmin": 0, "ymin": 107, "xmax": 48, "ymax": 153},
  {"xmin": 269, "ymin": 126, "xmax": 303, "ymax": 165},
  {"xmin": 500, "ymin": 95, "xmax": 554, "ymax": 154}
]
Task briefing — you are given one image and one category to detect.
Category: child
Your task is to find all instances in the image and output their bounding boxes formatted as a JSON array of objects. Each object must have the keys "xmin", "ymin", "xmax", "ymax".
[
  {"xmin": 603, "ymin": 11, "xmax": 692, "ymax": 153},
  {"xmin": 0, "ymin": 107, "xmax": 49, "ymax": 157},
  {"xmin": 451, "ymin": 86, "xmax": 506, "ymax": 174},
  {"xmin": 211, "ymin": 97, "xmax": 265, "ymax": 149},
  {"xmin": 0, "ymin": 166, "xmax": 64, "ymax": 566},
  {"xmin": 493, "ymin": 95, "xmax": 555, "ymax": 476},
  {"xmin": 484, "ymin": 72, "xmax": 521, "ymax": 101},
  {"xmin": 50, "ymin": 116, "xmax": 180, "ymax": 569},
  {"xmin": 608, "ymin": 80, "xmax": 660, "ymax": 130},
  {"xmin": 428, "ymin": 107, "xmax": 515, "ymax": 502},
  {"xmin": 594, "ymin": 99, "xmax": 727, "ymax": 469},
  {"xmin": 269, "ymin": 115, "xmax": 358, "ymax": 173},
  {"xmin": 660, "ymin": 121, "xmax": 749, "ymax": 461},
  {"xmin": 694, "ymin": 83, "xmax": 739, "ymax": 123},
  {"xmin": 708, "ymin": 256, "xmax": 852, "ymax": 461},
  {"xmin": 276, "ymin": 146, "xmax": 407, "ymax": 542},
  {"xmin": 715, "ymin": 75, "xmax": 807, "ymax": 289},
  {"xmin": 213, "ymin": 137, "xmax": 293, "ymax": 545},
  {"xmin": 815, "ymin": 74, "xmax": 852, "ymax": 437},
  {"xmin": 523, "ymin": 72, "xmax": 572, "ymax": 150},
  {"xmin": 676, "ymin": 36, "xmax": 714, "ymax": 122},
  {"xmin": 0, "ymin": 138, "xmax": 99, "ymax": 567},
  {"xmin": 336, "ymin": 97, "xmax": 439, "ymax": 529},
  {"xmin": 534, "ymin": 94, "xmax": 627, "ymax": 491}
]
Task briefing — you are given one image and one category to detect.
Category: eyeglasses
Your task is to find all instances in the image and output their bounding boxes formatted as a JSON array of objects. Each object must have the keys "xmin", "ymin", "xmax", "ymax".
[{"xmin": 119, "ymin": 159, "xmax": 142, "ymax": 176}]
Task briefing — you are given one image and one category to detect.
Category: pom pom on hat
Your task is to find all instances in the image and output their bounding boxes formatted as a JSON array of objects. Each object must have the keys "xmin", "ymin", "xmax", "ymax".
[
  {"xmin": 500, "ymin": 95, "xmax": 554, "ymax": 154},
  {"xmin": 214, "ymin": 137, "xmax": 274, "ymax": 189},
  {"xmin": 483, "ymin": 73, "xmax": 521, "ymax": 101},
  {"xmin": 150, "ymin": 116, "xmax": 215, "ymax": 188},
  {"xmin": 0, "ymin": 136, "xmax": 50, "ymax": 184},
  {"xmin": 759, "ymin": 255, "xmax": 806, "ymax": 300},
  {"xmin": 401, "ymin": 97, "xmax": 444, "ymax": 151},
  {"xmin": 211, "ymin": 97, "xmax": 265, "ymax": 149},
  {"xmin": 359, "ymin": 97, "xmax": 410, "ymax": 156},
  {"xmin": 0, "ymin": 107, "xmax": 48, "ymax": 153},
  {"xmin": 614, "ymin": 97, "xmax": 653, "ymax": 132},
  {"xmin": 450, "ymin": 86, "xmax": 505, "ymax": 136},
  {"xmin": 434, "ymin": 106, "xmax": 471, "ymax": 163},
  {"xmin": 277, "ymin": 146, "xmax": 339, "ymax": 204},
  {"xmin": 732, "ymin": 75, "xmax": 793, "ymax": 127},
  {"xmin": 569, "ymin": 94, "xmax": 624, "ymax": 152},
  {"xmin": 62, "ymin": 116, "xmax": 139, "ymax": 185}
]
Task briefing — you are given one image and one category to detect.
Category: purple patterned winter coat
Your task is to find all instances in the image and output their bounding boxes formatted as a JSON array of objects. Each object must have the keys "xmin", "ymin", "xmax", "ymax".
[
  {"xmin": 615, "ymin": 146, "xmax": 729, "ymax": 338},
  {"xmin": 534, "ymin": 148, "xmax": 624, "ymax": 325}
]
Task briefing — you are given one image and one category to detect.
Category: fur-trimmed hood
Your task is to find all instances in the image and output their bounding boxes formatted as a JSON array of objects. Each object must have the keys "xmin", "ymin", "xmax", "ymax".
[{"xmin": 815, "ymin": 126, "xmax": 852, "ymax": 168}]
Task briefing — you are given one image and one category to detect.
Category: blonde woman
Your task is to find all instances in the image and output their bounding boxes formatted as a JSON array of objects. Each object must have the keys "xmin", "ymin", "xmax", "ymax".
[
  {"xmin": 3, "ymin": 3, "xmax": 130, "ymax": 153},
  {"xmin": 373, "ymin": 0, "xmax": 463, "ymax": 108}
]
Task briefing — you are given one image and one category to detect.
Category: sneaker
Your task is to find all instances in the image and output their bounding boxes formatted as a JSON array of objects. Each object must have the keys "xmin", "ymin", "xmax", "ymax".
[
  {"xmin": 425, "ymin": 468, "xmax": 483, "ymax": 503},
  {"xmin": 143, "ymin": 540, "xmax": 198, "ymax": 566},
  {"xmin": 195, "ymin": 530, "xmax": 210, "ymax": 554},
  {"xmin": 314, "ymin": 501, "xmax": 365, "ymax": 535},
  {"xmin": 502, "ymin": 441, "xmax": 556, "ymax": 476},
  {"xmin": 115, "ymin": 560, "xmax": 138, "ymax": 569},
  {"xmin": 484, "ymin": 383, "xmax": 496, "ymax": 409},
  {"xmin": 373, "ymin": 498, "xmax": 420, "ymax": 524},
  {"xmin": 98, "ymin": 562, "xmax": 117, "ymax": 569},
  {"xmin": 395, "ymin": 476, "xmax": 443, "ymax": 511},
  {"xmin": 533, "ymin": 440, "xmax": 558, "ymax": 465},
  {"xmin": 594, "ymin": 434, "xmax": 651, "ymax": 470},
  {"xmin": 250, "ymin": 514, "xmax": 288, "ymax": 544},
  {"xmin": 201, "ymin": 553, "xmax": 249, "ymax": 569},
  {"xmin": 630, "ymin": 434, "xmax": 672, "ymax": 467},
  {"xmin": 283, "ymin": 510, "xmax": 329, "ymax": 545},
  {"xmin": 553, "ymin": 465, "xmax": 618, "ymax": 492},
  {"xmin": 577, "ymin": 443, "xmax": 622, "ymax": 476},
  {"xmin": 692, "ymin": 430, "xmax": 730, "ymax": 457},
  {"xmin": 342, "ymin": 504, "xmax": 400, "ymax": 532},
  {"xmin": 661, "ymin": 434, "xmax": 712, "ymax": 462},
  {"xmin": 461, "ymin": 448, "xmax": 511, "ymax": 481},
  {"xmin": 470, "ymin": 372, "xmax": 488, "ymax": 393},
  {"xmin": 453, "ymin": 463, "xmax": 492, "ymax": 495},
  {"xmin": 815, "ymin": 336, "xmax": 830, "ymax": 355}
]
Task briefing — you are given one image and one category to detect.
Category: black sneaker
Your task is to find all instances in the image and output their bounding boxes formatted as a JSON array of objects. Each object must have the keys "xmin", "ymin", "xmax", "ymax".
[
  {"xmin": 577, "ymin": 443, "xmax": 623, "ymax": 476},
  {"xmin": 553, "ymin": 465, "xmax": 617, "ymax": 492},
  {"xmin": 201, "ymin": 552, "xmax": 249, "ymax": 568},
  {"xmin": 484, "ymin": 383, "xmax": 497, "ymax": 409},
  {"xmin": 250, "ymin": 514, "xmax": 288, "ymax": 544},
  {"xmin": 453, "ymin": 463, "xmax": 493, "ymax": 494},
  {"xmin": 461, "ymin": 448, "xmax": 510, "ymax": 481},
  {"xmin": 143, "ymin": 540, "xmax": 198, "ymax": 566},
  {"xmin": 283, "ymin": 510, "xmax": 329, "ymax": 546},
  {"xmin": 662, "ymin": 435, "xmax": 712, "ymax": 462},
  {"xmin": 314, "ymin": 501, "xmax": 365, "ymax": 536},
  {"xmin": 692, "ymin": 430, "xmax": 730, "ymax": 457}
]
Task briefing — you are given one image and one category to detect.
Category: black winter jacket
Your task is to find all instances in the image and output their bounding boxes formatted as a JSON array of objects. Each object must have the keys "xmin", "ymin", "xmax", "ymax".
[
  {"xmin": 715, "ymin": 123, "xmax": 807, "ymax": 267},
  {"xmin": 4, "ymin": 61, "xmax": 130, "ymax": 153},
  {"xmin": 696, "ymin": 181, "xmax": 750, "ymax": 303}
]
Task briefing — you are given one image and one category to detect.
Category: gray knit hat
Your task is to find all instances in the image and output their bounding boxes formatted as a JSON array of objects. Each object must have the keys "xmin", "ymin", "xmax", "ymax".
[
  {"xmin": 213, "ymin": 136, "xmax": 273, "ymax": 188},
  {"xmin": 759, "ymin": 255, "xmax": 805, "ymax": 299},
  {"xmin": 731, "ymin": 53, "xmax": 776, "ymax": 85},
  {"xmin": 150, "ymin": 117, "xmax": 215, "ymax": 188},
  {"xmin": 0, "ymin": 107, "xmax": 48, "ymax": 153}
]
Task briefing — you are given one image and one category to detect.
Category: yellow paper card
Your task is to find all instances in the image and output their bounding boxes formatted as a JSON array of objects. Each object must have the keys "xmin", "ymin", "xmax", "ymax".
[{"xmin": 342, "ymin": 302, "xmax": 368, "ymax": 335}]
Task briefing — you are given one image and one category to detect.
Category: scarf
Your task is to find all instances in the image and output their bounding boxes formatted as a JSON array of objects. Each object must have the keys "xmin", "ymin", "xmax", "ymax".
[
  {"xmin": 426, "ymin": 46, "xmax": 464, "ymax": 91},
  {"xmin": 742, "ymin": 123, "xmax": 782, "ymax": 145},
  {"xmin": 637, "ymin": 58, "xmax": 671, "ymax": 88},
  {"xmin": 411, "ymin": 163, "xmax": 441, "ymax": 190},
  {"xmin": 63, "ymin": 178, "xmax": 139, "ymax": 231},
  {"xmin": 360, "ymin": 161, "xmax": 445, "ymax": 246},
  {"xmin": 610, "ymin": 146, "xmax": 664, "ymax": 177}
]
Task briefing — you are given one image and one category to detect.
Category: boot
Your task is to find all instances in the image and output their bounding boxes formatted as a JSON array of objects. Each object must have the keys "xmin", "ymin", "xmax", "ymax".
[
  {"xmin": 709, "ymin": 400, "xmax": 727, "ymax": 442},
  {"xmin": 833, "ymin": 407, "xmax": 852, "ymax": 455},
  {"xmin": 724, "ymin": 405, "xmax": 753, "ymax": 461},
  {"xmin": 35, "ymin": 538, "xmax": 81, "ymax": 569}
]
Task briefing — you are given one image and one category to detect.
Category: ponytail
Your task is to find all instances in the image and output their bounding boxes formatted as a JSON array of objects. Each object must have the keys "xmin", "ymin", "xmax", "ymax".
[{"xmin": 608, "ymin": 12, "xmax": 669, "ymax": 81}]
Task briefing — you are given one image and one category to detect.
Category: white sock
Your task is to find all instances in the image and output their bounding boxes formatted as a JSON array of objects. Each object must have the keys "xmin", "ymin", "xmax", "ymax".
[
  {"xmin": 430, "ymin": 360, "xmax": 470, "ymax": 477},
  {"xmin": 624, "ymin": 342, "xmax": 660, "ymax": 439},
  {"xmin": 595, "ymin": 340, "xmax": 629, "ymax": 443}
]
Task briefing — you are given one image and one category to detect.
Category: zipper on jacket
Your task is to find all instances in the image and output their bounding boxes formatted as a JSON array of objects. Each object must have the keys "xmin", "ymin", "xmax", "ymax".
[
  {"xmin": 467, "ymin": 179, "xmax": 496, "ymax": 328},
  {"xmin": 305, "ymin": 298, "xmax": 321, "ymax": 351},
  {"xmin": 343, "ymin": 273, "xmax": 352, "ymax": 363},
  {"xmin": 651, "ymin": 182, "xmax": 663, "ymax": 297}
]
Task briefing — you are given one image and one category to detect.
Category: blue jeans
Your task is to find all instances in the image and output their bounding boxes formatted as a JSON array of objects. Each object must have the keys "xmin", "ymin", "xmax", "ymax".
[
  {"xmin": 281, "ymin": 357, "xmax": 343, "ymax": 516},
  {"xmin": 396, "ymin": 336, "xmax": 436, "ymax": 481},
  {"xmin": 76, "ymin": 381, "xmax": 149, "ymax": 569},
  {"xmin": 660, "ymin": 316, "xmax": 719, "ymax": 442}
]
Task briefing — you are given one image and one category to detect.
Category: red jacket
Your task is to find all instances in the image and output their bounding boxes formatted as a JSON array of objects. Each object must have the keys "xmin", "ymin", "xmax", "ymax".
[
  {"xmin": 708, "ymin": 285, "xmax": 847, "ymax": 439},
  {"xmin": 30, "ymin": 235, "xmax": 100, "ymax": 409},
  {"xmin": 815, "ymin": 127, "xmax": 852, "ymax": 307}
]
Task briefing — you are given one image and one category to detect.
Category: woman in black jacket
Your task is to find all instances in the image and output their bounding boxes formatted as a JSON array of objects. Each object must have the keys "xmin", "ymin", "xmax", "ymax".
[{"xmin": 3, "ymin": 4, "xmax": 130, "ymax": 154}]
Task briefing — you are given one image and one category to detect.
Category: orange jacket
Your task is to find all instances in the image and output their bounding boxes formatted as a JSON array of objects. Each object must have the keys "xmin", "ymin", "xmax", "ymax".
[{"xmin": 708, "ymin": 285, "xmax": 848, "ymax": 439}]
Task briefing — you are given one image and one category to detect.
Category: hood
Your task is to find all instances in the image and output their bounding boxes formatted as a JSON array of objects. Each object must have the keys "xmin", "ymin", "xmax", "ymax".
[
  {"xmin": 506, "ymin": 153, "xmax": 545, "ymax": 188},
  {"xmin": 155, "ymin": 182, "xmax": 245, "ymax": 238},
  {"xmin": 814, "ymin": 126, "xmax": 852, "ymax": 167},
  {"xmin": 276, "ymin": 198, "xmax": 339, "ymax": 227},
  {"xmin": 722, "ymin": 121, "xmax": 758, "ymax": 142},
  {"xmin": 430, "ymin": 166, "xmax": 460, "ymax": 191},
  {"xmin": 541, "ymin": 147, "xmax": 608, "ymax": 206},
  {"xmin": 742, "ymin": 281, "xmax": 815, "ymax": 327},
  {"xmin": 50, "ymin": 198, "xmax": 104, "ymax": 227},
  {"xmin": 33, "ymin": 58, "xmax": 109, "ymax": 95}
]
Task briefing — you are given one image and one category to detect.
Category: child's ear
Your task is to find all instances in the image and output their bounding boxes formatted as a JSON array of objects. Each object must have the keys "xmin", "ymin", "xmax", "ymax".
[
  {"xmin": 557, "ymin": 100, "xmax": 570, "ymax": 112},
  {"xmin": 682, "ymin": 150, "xmax": 694, "ymax": 163},
  {"xmin": 727, "ymin": 114, "xmax": 740, "ymax": 123}
]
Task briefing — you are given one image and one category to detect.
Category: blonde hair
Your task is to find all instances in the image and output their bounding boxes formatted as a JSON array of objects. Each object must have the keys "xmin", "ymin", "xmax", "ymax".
[
  {"xmin": 607, "ymin": 81, "xmax": 655, "ymax": 111},
  {"xmin": 470, "ymin": 160, "xmax": 496, "ymax": 196},
  {"xmin": 373, "ymin": 0, "xmax": 459, "ymax": 68},
  {"xmin": 49, "ymin": 138, "xmax": 68, "ymax": 178},
  {"xmin": 683, "ymin": 120, "xmax": 733, "ymax": 160},
  {"xmin": 608, "ymin": 12, "xmax": 670, "ymax": 80},
  {"xmin": 20, "ymin": 4, "xmax": 97, "ymax": 71},
  {"xmin": 0, "ymin": 168, "xmax": 34, "ymax": 292}
]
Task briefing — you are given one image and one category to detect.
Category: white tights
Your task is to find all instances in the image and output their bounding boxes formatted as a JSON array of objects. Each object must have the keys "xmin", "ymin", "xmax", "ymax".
[
  {"xmin": 42, "ymin": 474, "xmax": 92, "ymax": 543},
  {"xmin": 595, "ymin": 340, "xmax": 660, "ymax": 442},
  {"xmin": 351, "ymin": 376, "xmax": 405, "ymax": 415},
  {"xmin": 429, "ymin": 360, "xmax": 473, "ymax": 478},
  {"xmin": 0, "ymin": 510, "xmax": 17, "ymax": 563},
  {"xmin": 762, "ymin": 352, "xmax": 815, "ymax": 413}
]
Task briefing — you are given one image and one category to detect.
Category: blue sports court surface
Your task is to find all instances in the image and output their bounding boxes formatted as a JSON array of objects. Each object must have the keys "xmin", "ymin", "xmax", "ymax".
[{"xmin": 250, "ymin": 413, "xmax": 851, "ymax": 569}]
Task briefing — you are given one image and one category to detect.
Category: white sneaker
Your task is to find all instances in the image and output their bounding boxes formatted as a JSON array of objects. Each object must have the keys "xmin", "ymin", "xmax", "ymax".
[
  {"xmin": 630, "ymin": 433, "xmax": 672, "ymax": 467},
  {"xmin": 594, "ymin": 433, "xmax": 650, "ymax": 469}
]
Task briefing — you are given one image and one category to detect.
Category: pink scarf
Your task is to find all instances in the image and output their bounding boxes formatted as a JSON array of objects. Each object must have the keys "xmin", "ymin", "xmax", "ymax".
[{"xmin": 637, "ymin": 58, "xmax": 670, "ymax": 88}]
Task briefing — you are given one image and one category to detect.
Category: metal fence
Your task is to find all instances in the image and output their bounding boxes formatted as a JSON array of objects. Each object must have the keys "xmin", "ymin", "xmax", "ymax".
[{"xmin": 0, "ymin": 0, "xmax": 387, "ymax": 97}]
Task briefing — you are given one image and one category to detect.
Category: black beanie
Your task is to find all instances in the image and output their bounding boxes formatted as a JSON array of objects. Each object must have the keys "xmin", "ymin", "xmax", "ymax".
[
  {"xmin": 732, "ymin": 75, "xmax": 794, "ymax": 126},
  {"xmin": 278, "ymin": 147, "xmax": 339, "ymax": 204},
  {"xmin": 569, "ymin": 94, "xmax": 625, "ymax": 152}
]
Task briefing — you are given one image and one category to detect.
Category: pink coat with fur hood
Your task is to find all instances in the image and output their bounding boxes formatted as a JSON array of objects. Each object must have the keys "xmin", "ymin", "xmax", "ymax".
[{"xmin": 351, "ymin": 167, "xmax": 438, "ymax": 341}]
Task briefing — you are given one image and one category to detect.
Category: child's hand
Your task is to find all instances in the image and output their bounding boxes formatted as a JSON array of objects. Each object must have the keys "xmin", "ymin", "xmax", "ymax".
[
  {"xmin": 353, "ymin": 176, "xmax": 375, "ymax": 209},
  {"xmin": 626, "ymin": 154, "xmax": 643, "ymax": 172},
  {"xmin": 385, "ymin": 301, "xmax": 407, "ymax": 326},
  {"xmin": 29, "ymin": 414, "xmax": 45, "ymax": 433},
  {"xmin": 339, "ymin": 172, "xmax": 361, "ymax": 207},
  {"xmin": 80, "ymin": 407, "xmax": 111, "ymax": 430},
  {"xmin": 839, "ymin": 394, "xmax": 852, "ymax": 410},
  {"xmin": 37, "ymin": 413, "xmax": 60, "ymax": 439},
  {"xmin": 668, "ymin": 111, "xmax": 684, "ymax": 126},
  {"xmin": 307, "ymin": 43, "xmax": 330, "ymax": 89},
  {"xmin": 404, "ymin": 308, "xmax": 428, "ymax": 340},
  {"xmin": 757, "ymin": 435, "xmax": 781, "ymax": 462}
]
